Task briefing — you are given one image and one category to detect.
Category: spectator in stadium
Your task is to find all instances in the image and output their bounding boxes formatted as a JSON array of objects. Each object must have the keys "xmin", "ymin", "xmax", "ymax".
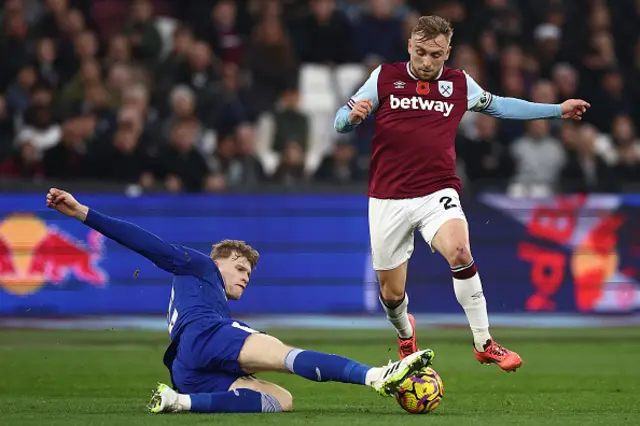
[
  {"xmin": 271, "ymin": 89, "xmax": 309, "ymax": 154},
  {"xmin": 587, "ymin": 69, "xmax": 633, "ymax": 134},
  {"xmin": 53, "ymin": 8, "xmax": 88, "ymax": 82},
  {"xmin": 88, "ymin": 120, "xmax": 153, "ymax": 186},
  {"xmin": 0, "ymin": 7, "xmax": 31, "ymax": 90},
  {"xmin": 77, "ymin": 83, "xmax": 114, "ymax": 141},
  {"xmin": 272, "ymin": 140, "xmax": 306, "ymax": 186},
  {"xmin": 292, "ymin": 0, "xmax": 353, "ymax": 65},
  {"xmin": 209, "ymin": 131, "xmax": 237, "ymax": 180},
  {"xmin": 246, "ymin": 15, "xmax": 297, "ymax": 116},
  {"xmin": 73, "ymin": 29, "xmax": 98, "ymax": 64},
  {"xmin": 353, "ymin": 0, "xmax": 405, "ymax": 62},
  {"xmin": 198, "ymin": 0, "xmax": 246, "ymax": 64},
  {"xmin": 314, "ymin": 138, "xmax": 365, "ymax": 184},
  {"xmin": 57, "ymin": 58, "xmax": 102, "ymax": 113},
  {"xmin": 121, "ymin": 83, "xmax": 159, "ymax": 149},
  {"xmin": 532, "ymin": 23, "xmax": 563, "ymax": 79},
  {"xmin": 0, "ymin": 95, "xmax": 15, "ymax": 160},
  {"xmin": 508, "ymin": 120, "xmax": 566, "ymax": 198},
  {"xmin": 612, "ymin": 115, "xmax": 640, "ymax": 185},
  {"xmin": 154, "ymin": 119, "xmax": 213, "ymax": 193},
  {"xmin": 162, "ymin": 85, "xmax": 205, "ymax": 147},
  {"xmin": 15, "ymin": 85, "xmax": 60, "ymax": 158},
  {"xmin": 233, "ymin": 123, "xmax": 267, "ymax": 186},
  {"xmin": 104, "ymin": 33, "xmax": 133, "ymax": 70},
  {"xmin": 153, "ymin": 24, "xmax": 194, "ymax": 107},
  {"xmin": 42, "ymin": 115, "xmax": 93, "ymax": 180},
  {"xmin": 458, "ymin": 114, "xmax": 512, "ymax": 193},
  {"xmin": 34, "ymin": 37, "xmax": 61, "ymax": 88},
  {"xmin": 5, "ymin": 65, "xmax": 37, "ymax": 117},
  {"xmin": 122, "ymin": 0, "xmax": 163, "ymax": 64},
  {"xmin": 561, "ymin": 122, "xmax": 618, "ymax": 193},
  {"xmin": 552, "ymin": 63, "xmax": 581, "ymax": 102},
  {"xmin": 0, "ymin": 140, "xmax": 44, "ymax": 179},
  {"xmin": 37, "ymin": 0, "xmax": 71, "ymax": 39},
  {"xmin": 208, "ymin": 62, "xmax": 251, "ymax": 133}
]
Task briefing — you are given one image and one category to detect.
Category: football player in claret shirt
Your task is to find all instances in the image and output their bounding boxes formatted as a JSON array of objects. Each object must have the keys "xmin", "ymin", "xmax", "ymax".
[{"xmin": 335, "ymin": 15, "xmax": 590, "ymax": 371}]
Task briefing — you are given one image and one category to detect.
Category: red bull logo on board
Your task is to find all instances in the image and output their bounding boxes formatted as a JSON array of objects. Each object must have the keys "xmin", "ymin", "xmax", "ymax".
[{"xmin": 0, "ymin": 213, "xmax": 107, "ymax": 296}]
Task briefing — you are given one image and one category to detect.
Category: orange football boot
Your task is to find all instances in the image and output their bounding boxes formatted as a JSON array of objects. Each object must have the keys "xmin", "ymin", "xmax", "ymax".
[
  {"xmin": 397, "ymin": 313, "xmax": 419, "ymax": 359},
  {"xmin": 474, "ymin": 338, "xmax": 523, "ymax": 372}
]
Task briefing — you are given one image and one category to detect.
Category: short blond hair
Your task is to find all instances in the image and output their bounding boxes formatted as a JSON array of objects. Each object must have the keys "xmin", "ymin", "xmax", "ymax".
[
  {"xmin": 412, "ymin": 15, "xmax": 454, "ymax": 42},
  {"xmin": 211, "ymin": 240, "xmax": 260, "ymax": 270}
]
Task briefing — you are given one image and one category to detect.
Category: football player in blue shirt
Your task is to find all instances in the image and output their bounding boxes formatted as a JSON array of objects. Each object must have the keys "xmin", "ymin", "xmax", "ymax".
[{"xmin": 46, "ymin": 188, "xmax": 435, "ymax": 414}]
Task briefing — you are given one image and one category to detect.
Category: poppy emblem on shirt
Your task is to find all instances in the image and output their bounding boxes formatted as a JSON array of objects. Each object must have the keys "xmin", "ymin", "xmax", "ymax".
[{"xmin": 416, "ymin": 81, "xmax": 430, "ymax": 95}]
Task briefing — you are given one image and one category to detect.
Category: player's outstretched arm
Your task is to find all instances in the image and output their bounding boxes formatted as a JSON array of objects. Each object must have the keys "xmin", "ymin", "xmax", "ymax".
[
  {"xmin": 45, "ymin": 188, "xmax": 211, "ymax": 275},
  {"xmin": 482, "ymin": 96, "xmax": 590, "ymax": 121},
  {"xmin": 334, "ymin": 65, "xmax": 381, "ymax": 133},
  {"xmin": 464, "ymin": 71, "xmax": 589, "ymax": 121}
]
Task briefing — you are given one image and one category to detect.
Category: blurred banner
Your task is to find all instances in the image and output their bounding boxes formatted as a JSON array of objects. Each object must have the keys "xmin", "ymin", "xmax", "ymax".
[{"xmin": 0, "ymin": 193, "xmax": 638, "ymax": 316}]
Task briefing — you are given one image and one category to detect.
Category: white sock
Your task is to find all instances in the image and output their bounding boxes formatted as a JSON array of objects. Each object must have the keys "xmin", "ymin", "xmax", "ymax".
[
  {"xmin": 452, "ymin": 262, "xmax": 491, "ymax": 351},
  {"xmin": 379, "ymin": 292, "xmax": 413, "ymax": 339},
  {"xmin": 177, "ymin": 394, "xmax": 191, "ymax": 411},
  {"xmin": 364, "ymin": 367, "xmax": 384, "ymax": 386}
]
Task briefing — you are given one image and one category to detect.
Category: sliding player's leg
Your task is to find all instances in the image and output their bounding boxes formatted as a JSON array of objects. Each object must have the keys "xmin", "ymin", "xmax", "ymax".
[
  {"xmin": 368, "ymin": 197, "xmax": 419, "ymax": 359},
  {"xmin": 422, "ymin": 189, "xmax": 522, "ymax": 372},
  {"xmin": 237, "ymin": 332, "xmax": 434, "ymax": 396},
  {"xmin": 151, "ymin": 321, "xmax": 291, "ymax": 414},
  {"xmin": 149, "ymin": 375, "xmax": 292, "ymax": 414}
]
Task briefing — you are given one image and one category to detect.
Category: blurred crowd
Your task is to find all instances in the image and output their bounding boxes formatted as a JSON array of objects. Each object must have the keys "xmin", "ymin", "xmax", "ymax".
[{"xmin": 1, "ymin": 0, "xmax": 639, "ymax": 196}]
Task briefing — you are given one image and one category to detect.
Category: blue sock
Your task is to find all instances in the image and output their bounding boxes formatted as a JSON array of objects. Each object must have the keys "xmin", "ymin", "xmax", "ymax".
[
  {"xmin": 189, "ymin": 389, "xmax": 282, "ymax": 413},
  {"xmin": 284, "ymin": 349, "xmax": 371, "ymax": 385}
]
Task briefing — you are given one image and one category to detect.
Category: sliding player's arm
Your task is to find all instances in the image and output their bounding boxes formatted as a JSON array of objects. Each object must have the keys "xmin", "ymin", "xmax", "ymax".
[
  {"xmin": 334, "ymin": 65, "xmax": 381, "ymax": 133},
  {"xmin": 464, "ymin": 71, "xmax": 590, "ymax": 120},
  {"xmin": 45, "ymin": 188, "xmax": 212, "ymax": 275}
]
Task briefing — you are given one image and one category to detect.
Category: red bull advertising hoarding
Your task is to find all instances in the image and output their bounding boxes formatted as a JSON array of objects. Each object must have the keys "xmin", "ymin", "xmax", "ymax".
[
  {"xmin": 0, "ymin": 213, "xmax": 107, "ymax": 296},
  {"xmin": 0, "ymin": 193, "xmax": 638, "ymax": 316}
]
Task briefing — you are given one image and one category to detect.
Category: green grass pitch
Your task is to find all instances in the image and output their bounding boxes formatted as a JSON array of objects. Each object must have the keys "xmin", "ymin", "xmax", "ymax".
[{"xmin": 1, "ymin": 326, "xmax": 639, "ymax": 425}]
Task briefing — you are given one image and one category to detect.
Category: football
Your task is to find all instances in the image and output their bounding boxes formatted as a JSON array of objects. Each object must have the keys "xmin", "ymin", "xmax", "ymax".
[{"xmin": 394, "ymin": 367, "xmax": 444, "ymax": 414}]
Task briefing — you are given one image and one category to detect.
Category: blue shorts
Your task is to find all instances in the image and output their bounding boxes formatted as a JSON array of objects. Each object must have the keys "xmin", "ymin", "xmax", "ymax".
[{"xmin": 167, "ymin": 320, "xmax": 260, "ymax": 393}]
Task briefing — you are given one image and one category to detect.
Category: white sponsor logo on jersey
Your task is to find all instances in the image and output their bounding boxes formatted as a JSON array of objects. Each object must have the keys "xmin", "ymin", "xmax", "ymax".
[{"xmin": 389, "ymin": 94, "xmax": 454, "ymax": 117}]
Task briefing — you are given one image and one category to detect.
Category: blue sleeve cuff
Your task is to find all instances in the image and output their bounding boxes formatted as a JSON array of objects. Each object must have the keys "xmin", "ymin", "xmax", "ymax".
[{"xmin": 334, "ymin": 106, "xmax": 356, "ymax": 133}]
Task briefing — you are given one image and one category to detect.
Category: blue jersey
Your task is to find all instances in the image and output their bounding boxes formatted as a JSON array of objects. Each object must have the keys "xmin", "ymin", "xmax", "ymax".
[
  {"xmin": 83, "ymin": 209, "xmax": 231, "ymax": 341},
  {"xmin": 167, "ymin": 269, "xmax": 231, "ymax": 341}
]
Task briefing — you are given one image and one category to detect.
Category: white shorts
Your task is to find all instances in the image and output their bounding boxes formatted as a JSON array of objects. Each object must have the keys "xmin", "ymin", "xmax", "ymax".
[{"xmin": 368, "ymin": 188, "xmax": 467, "ymax": 271}]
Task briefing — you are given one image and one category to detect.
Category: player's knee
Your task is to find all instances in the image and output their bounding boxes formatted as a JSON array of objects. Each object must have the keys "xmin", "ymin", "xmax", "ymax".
[
  {"xmin": 379, "ymin": 283, "xmax": 404, "ymax": 302},
  {"xmin": 447, "ymin": 245, "xmax": 473, "ymax": 268},
  {"xmin": 277, "ymin": 388, "xmax": 293, "ymax": 412},
  {"xmin": 377, "ymin": 268, "xmax": 406, "ymax": 301}
]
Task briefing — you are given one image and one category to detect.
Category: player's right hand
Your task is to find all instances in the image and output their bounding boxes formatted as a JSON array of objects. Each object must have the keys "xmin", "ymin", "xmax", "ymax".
[
  {"xmin": 348, "ymin": 99, "xmax": 374, "ymax": 124},
  {"xmin": 46, "ymin": 188, "xmax": 89, "ymax": 221}
]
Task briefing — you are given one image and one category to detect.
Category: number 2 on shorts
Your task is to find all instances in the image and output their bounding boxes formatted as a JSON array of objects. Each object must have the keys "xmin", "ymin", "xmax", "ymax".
[{"xmin": 439, "ymin": 196, "xmax": 458, "ymax": 210}]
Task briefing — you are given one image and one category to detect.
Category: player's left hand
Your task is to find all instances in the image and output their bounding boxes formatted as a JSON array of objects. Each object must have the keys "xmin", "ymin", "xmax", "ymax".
[
  {"xmin": 560, "ymin": 99, "xmax": 590, "ymax": 120},
  {"xmin": 46, "ymin": 188, "xmax": 89, "ymax": 221}
]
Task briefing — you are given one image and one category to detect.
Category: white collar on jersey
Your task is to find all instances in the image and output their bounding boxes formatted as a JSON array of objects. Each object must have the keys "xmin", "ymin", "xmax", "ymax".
[{"xmin": 405, "ymin": 62, "xmax": 444, "ymax": 81}]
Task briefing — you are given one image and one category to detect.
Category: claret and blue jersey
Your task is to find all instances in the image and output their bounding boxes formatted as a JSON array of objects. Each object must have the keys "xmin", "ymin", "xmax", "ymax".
[{"xmin": 332, "ymin": 61, "xmax": 564, "ymax": 200}]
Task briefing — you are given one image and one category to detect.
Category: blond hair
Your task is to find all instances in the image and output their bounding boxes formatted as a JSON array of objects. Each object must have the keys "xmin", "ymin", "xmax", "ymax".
[
  {"xmin": 412, "ymin": 15, "xmax": 454, "ymax": 42},
  {"xmin": 211, "ymin": 240, "xmax": 260, "ymax": 269}
]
